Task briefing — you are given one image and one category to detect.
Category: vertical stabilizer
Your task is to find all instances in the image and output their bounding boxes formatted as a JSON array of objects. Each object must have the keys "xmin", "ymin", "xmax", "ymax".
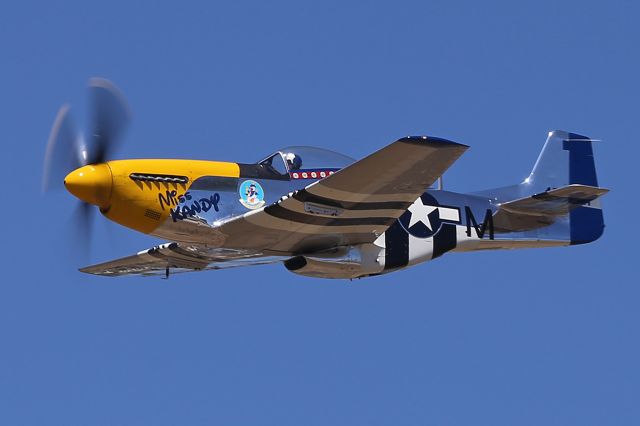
[{"xmin": 525, "ymin": 130, "xmax": 598, "ymax": 191}]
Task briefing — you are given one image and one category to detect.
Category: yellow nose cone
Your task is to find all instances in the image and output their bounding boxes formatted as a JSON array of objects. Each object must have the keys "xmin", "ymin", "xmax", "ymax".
[{"xmin": 64, "ymin": 164, "xmax": 113, "ymax": 208}]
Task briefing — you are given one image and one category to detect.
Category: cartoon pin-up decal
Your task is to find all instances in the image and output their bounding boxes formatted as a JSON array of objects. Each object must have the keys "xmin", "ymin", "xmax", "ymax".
[{"xmin": 239, "ymin": 180, "xmax": 266, "ymax": 210}]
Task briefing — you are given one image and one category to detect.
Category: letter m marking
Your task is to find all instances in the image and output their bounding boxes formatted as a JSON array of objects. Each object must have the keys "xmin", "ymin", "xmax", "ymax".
[{"xmin": 465, "ymin": 207, "xmax": 494, "ymax": 240}]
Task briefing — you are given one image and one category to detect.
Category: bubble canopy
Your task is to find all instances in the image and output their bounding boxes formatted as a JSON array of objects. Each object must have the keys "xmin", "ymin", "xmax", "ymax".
[{"xmin": 257, "ymin": 146, "xmax": 355, "ymax": 175}]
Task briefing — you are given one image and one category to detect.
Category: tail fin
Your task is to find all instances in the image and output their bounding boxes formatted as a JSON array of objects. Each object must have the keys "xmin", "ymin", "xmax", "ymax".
[
  {"xmin": 480, "ymin": 131, "xmax": 607, "ymax": 245},
  {"xmin": 526, "ymin": 130, "xmax": 599, "ymax": 191}
]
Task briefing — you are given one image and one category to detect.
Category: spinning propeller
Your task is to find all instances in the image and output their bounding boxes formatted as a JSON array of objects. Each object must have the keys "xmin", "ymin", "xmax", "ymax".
[{"xmin": 42, "ymin": 78, "xmax": 131, "ymax": 243}]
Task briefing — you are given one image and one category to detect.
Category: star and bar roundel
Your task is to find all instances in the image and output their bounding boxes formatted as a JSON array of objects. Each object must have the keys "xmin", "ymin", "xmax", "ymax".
[{"xmin": 398, "ymin": 193, "xmax": 461, "ymax": 238}]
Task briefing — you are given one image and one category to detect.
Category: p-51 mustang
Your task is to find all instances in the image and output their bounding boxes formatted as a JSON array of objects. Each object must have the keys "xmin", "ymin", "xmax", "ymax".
[{"xmin": 43, "ymin": 79, "xmax": 608, "ymax": 279}]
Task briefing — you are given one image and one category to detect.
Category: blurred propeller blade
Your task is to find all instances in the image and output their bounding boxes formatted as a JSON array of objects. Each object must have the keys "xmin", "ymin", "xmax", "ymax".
[
  {"xmin": 72, "ymin": 201, "xmax": 94, "ymax": 260},
  {"xmin": 44, "ymin": 77, "xmax": 132, "ymax": 261},
  {"xmin": 42, "ymin": 104, "xmax": 84, "ymax": 193},
  {"xmin": 88, "ymin": 77, "xmax": 131, "ymax": 164}
]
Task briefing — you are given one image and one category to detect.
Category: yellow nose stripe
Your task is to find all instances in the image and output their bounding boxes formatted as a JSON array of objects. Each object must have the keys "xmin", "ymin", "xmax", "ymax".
[{"xmin": 98, "ymin": 159, "xmax": 240, "ymax": 234}]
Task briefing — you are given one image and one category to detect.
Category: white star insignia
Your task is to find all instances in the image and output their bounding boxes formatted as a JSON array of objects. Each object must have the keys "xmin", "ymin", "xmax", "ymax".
[{"xmin": 407, "ymin": 198, "xmax": 438, "ymax": 230}]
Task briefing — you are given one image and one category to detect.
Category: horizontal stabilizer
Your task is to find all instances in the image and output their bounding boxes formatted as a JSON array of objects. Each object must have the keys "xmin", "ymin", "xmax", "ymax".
[{"xmin": 493, "ymin": 184, "xmax": 609, "ymax": 232}]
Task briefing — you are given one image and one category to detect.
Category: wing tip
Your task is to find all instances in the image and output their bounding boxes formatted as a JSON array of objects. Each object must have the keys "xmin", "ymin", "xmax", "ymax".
[
  {"xmin": 399, "ymin": 135, "xmax": 469, "ymax": 150},
  {"xmin": 78, "ymin": 266, "xmax": 101, "ymax": 275}
]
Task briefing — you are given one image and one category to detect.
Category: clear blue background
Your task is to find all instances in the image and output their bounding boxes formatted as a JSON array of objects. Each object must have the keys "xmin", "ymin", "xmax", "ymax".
[{"xmin": 1, "ymin": 1, "xmax": 638, "ymax": 424}]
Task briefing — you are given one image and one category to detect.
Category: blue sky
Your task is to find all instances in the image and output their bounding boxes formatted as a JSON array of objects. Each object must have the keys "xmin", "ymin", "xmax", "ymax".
[{"xmin": 1, "ymin": 1, "xmax": 638, "ymax": 424}]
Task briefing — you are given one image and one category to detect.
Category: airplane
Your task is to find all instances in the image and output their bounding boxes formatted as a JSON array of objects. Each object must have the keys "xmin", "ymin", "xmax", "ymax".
[{"xmin": 43, "ymin": 78, "xmax": 608, "ymax": 279}]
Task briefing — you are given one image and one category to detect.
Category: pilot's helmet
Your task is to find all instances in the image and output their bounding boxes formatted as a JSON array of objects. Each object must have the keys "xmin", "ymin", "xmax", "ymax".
[{"xmin": 284, "ymin": 152, "xmax": 302, "ymax": 170}]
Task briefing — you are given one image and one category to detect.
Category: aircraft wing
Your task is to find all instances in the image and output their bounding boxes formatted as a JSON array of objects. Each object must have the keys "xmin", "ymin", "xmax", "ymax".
[
  {"xmin": 493, "ymin": 184, "xmax": 609, "ymax": 232},
  {"xmin": 216, "ymin": 136, "xmax": 468, "ymax": 253},
  {"xmin": 81, "ymin": 136, "xmax": 467, "ymax": 277},
  {"xmin": 80, "ymin": 243, "xmax": 287, "ymax": 277}
]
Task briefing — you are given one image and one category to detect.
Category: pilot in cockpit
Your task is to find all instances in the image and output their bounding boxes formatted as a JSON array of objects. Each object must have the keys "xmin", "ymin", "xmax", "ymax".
[{"xmin": 284, "ymin": 152, "xmax": 302, "ymax": 170}]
